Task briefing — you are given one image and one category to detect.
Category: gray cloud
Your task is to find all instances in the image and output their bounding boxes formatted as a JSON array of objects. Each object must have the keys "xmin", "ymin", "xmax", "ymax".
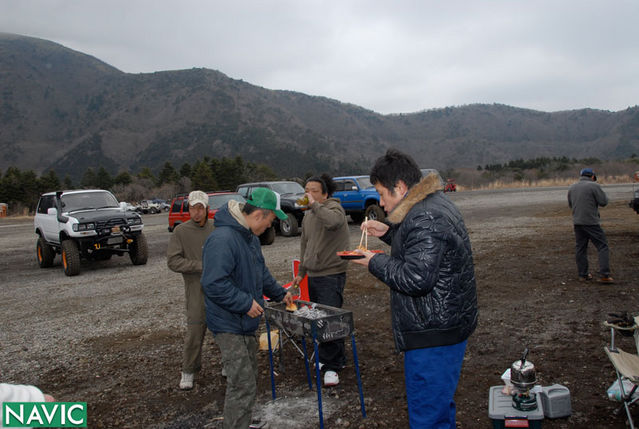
[{"xmin": 1, "ymin": 0, "xmax": 638, "ymax": 113}]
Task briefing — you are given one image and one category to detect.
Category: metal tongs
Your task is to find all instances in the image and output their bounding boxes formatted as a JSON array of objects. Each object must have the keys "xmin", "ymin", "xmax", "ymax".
[{"xmin": 289, "ymin": 270, "xmax": 301, "ymax": 297}]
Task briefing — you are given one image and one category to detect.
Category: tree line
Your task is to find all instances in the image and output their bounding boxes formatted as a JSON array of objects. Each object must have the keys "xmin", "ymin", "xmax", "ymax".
[
  {"xmin": 478, "ymin": 156, "xmax": 606, "ymax": 173},
  {"xmin": 0, "ymin": 156, "xmax": 278, "ymax": 215}
]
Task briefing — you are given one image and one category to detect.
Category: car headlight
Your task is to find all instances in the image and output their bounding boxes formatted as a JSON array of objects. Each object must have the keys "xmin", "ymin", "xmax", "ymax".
[
  {"xmin": 72, "ymin": 222, "xmax": 95, "ymax": 232},
  {"xmin": 127, "ymin": 217, "xmax": 142, "ymax": 225}
]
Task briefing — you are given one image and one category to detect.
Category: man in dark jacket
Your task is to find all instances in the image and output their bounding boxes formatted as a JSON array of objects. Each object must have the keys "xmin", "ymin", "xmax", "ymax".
[
  {"xmin": 352, "ymin": 149, "xmax": 478, "ymax": 428},
  {"xmin": 201, "ymin": 187, "xmax": 293, "ymax": 429},
  {"xmin": 567, "ymin": 168, "xmax": 614, "ymax": 283}
]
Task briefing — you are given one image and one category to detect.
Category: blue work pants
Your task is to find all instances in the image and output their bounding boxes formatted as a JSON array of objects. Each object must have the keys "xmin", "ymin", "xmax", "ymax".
[{"xmin": 404, "ymin": 340, "xmax": 467, "ymax": 429}]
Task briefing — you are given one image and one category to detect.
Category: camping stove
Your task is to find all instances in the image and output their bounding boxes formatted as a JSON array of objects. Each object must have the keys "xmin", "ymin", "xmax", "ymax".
[{"xmin": 510, "ymin": 349, "xmax": 538, "ymax": 411}]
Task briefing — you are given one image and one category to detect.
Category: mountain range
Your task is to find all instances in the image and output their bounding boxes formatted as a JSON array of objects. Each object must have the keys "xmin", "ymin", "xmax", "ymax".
[{"xmin": 1, "ymin": 32, "xmax": 638, "ymax": 180}]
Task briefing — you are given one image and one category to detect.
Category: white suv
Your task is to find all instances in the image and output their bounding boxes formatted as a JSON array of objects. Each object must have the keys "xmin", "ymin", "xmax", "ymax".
[{"xmin": 34, "ymin": 189, "xmax": 148, "ymax": 276}]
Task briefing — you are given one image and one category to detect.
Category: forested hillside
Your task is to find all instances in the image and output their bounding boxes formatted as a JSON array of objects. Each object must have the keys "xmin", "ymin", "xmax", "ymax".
[{"xmin": 1, "ymin": 33, "xmax": 638, "ymax": 181}]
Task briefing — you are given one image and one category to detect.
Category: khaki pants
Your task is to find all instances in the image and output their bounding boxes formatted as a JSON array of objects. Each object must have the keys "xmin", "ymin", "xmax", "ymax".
[
  {"xmin": 183, "ymin": 279, "xmax": 207, "ymax": 373},
  {"xmin": 215, "ymin": 333, "xmax": 258, "ymax": 429}
]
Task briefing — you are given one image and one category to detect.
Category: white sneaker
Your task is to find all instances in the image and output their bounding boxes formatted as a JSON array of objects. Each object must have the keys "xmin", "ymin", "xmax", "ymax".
[
  {"xmin": 323, "ymin": 370, "xmax": 339, "ymax": 387},
  {"xmin": 179, "ymin": 372, "xmax": 194, "ymax": 390}
]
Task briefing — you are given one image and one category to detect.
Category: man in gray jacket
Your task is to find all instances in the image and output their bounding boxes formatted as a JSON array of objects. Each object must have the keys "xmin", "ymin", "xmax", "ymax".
[
  {"xmin": 567, "ymin": 168, "xmax": 614, "ymax": 283},
  {"xmin": 167, "ymin": 190, "xmax": 215, "ymax": 389}
]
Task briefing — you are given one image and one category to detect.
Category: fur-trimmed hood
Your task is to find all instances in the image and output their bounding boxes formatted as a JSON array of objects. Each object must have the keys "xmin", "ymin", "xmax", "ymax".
[{"xmin": 387, "ymin": 173, "xmax": 444, "ymax": 224}]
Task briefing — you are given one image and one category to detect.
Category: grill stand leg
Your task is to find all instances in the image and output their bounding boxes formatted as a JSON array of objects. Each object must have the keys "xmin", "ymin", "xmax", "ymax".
[
  {"xmin": 351, "ymin": 333, "xmax": 367, "ymax": 418},
  {"xmin": 312, "ymin": 328, "xmax": 324, "ymax": 429},
  {"xmin": 265, "ymin": 319, "xmax": 277, "ymax": 400},
  {"xmin": 278, "ymin": 329, "xmax": 285, "ymax": 373},
  {"xmin": 301, "ymin": 336, "xmax": 313, "ymax": 390}
]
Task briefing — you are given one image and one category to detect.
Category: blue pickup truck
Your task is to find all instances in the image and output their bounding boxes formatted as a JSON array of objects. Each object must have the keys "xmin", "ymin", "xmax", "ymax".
[{"xmin": 332, "ymin": 176, "xmax": 385, "ymax": 223}]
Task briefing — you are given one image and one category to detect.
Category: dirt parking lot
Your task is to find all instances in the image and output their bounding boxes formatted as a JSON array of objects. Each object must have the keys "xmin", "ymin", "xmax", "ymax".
[{"xmin": 2, "ymin": 184, "xmax": 639, "ymax": 428}]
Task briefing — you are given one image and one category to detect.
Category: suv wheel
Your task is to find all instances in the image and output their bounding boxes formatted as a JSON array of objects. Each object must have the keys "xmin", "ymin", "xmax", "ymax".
[
  {"xmin": 260, "ymin": 226, "xmax": 275, "ymax": 245},
  {"xmin": 61, "ymin": 240, "xmax": 81, "ymax": 276},
  {"xmin": 365, "ymin": 204, "xmax": 385, "ymax": 222},
  {"xmin": 279, "ymin": 214, "xmax": 299, "ymax": 237},
  {"xmin": 129, "ymin": 233, "xmax": 149, "ymax": 265},
  {"xmin": 36, "ymin": 237, "xmax": 55, "ymax": 268}
]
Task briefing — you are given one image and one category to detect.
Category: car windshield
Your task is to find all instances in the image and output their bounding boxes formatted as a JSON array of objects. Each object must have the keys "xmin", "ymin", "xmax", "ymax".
[
  {"xmin": 356, "ymin": 177, "xmax": 373, "ymax": 189},
  {"xmin": 208, "ymin": 194, "xmax": 246, "ymax": 209},
  {"xmin": 61, "ymin": 191, "xmax": 119, "ymax": 212},
  {"xmin": 270, "ymin": 182, "xmax": 304, "ymax": 195}
]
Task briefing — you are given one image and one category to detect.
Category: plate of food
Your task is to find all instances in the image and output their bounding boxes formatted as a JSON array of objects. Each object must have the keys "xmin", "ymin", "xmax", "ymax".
[
  {"xmin": 336, "ymin": 249, "xmax": 384, "ymax": 259},
  {"xmin": 338, "ymin": 218, "xmax": 385, "ymax": 259}
]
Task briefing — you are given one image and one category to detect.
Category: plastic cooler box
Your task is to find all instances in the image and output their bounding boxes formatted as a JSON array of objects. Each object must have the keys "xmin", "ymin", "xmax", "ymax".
[
  {"xmin": 489, "ymin": 386, "xmax": 544, "ymax": 429},
  {"xmin": 538, "ymin": 384, "xmax": 571, "ymax": 418}
]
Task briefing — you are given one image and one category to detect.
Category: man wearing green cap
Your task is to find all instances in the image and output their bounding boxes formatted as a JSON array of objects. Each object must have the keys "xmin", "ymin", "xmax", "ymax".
[{"xmin": 201, "ymin": 187, "xmax": 293, "ymax": 429}]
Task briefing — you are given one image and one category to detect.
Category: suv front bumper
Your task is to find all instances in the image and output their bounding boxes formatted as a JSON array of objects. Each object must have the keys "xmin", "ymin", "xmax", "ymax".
[{"xmin": 74, "ymin": 226, "xmax": 143, "ymax": 253}]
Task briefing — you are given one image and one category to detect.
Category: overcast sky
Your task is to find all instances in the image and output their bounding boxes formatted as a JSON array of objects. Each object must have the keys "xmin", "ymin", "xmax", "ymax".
[{"xmin": 2, "ymin": 0, "xmax": 638, "ymax": 114}]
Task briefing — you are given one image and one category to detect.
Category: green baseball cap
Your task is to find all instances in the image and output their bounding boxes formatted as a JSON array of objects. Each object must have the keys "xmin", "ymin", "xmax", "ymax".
[{"xmin": 247, "ymin": 188, "xmax": 288, "ymax": 220}]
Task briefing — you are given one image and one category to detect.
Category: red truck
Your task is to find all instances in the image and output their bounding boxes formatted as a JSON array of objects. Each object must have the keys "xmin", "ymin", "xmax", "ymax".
[{"xmin": 167, "ymin": 191, "xmax": 275, "ymax": 244}]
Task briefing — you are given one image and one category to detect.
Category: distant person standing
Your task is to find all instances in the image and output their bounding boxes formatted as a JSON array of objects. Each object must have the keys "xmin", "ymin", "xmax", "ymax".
[
  {"xmin": 167, "ymin": 190, "xmax": 215, "ymax": 390},
  {"xmin": 568, "ymin": 168, "xmax": 614, "ymax": 283},
  {"xmin": 292, "ymin": 173, "xmax": 350, "ymax": 387}
]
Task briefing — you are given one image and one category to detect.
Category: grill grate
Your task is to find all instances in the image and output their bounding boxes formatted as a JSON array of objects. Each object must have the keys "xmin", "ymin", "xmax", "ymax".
[{"xmin": 265, "ymin": 300, "xmax": 354, "ymax": 342}]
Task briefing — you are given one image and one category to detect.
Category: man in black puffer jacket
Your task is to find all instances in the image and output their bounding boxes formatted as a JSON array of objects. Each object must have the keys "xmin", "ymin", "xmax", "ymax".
[{"xmin": 352, "ymin": 149, "xmax": 478, "ymax": 429}]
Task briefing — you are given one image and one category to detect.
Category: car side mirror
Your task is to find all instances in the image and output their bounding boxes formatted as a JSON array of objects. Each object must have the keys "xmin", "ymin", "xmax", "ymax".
[
  {"xmin": 47, "ymin": 207, "xmax": 58, "ymax": 215},
  {"xmin": 119, "ymin": 202, "xmax": 127, "ymax": 211},
  {"xmin": 351, "ymin": 186, "xmax": 358, "ymax": 191}
]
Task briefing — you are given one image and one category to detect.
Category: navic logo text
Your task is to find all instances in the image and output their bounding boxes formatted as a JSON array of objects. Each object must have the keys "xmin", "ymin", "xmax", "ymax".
[{"xmin": 2, "ymin": 402, "xmax": 87, "ymax": 427}]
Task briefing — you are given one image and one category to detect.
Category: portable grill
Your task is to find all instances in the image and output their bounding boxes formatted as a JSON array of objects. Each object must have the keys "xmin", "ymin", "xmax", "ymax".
[
  {"xmin": 265, "ymin": 300, "xmax": 354, "ymax": 342},
  {"xmin": 264, "ymin": 300, "xmax": 365, "ymax": 429}
]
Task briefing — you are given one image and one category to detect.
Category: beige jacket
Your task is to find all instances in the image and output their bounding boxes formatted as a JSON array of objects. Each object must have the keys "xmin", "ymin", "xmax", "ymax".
[
  {"xmin": 167, "ymin": 218, "xmax": 215, "ymax": 284},
  {"xmin": 299, "ymin": 198, "xmax": 349, "ymax": 278}
]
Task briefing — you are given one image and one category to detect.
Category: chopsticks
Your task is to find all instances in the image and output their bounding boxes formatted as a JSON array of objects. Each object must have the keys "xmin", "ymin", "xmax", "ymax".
[
  {"xmin": 365, "ymin": 216, "xmax": 368, "ymax": 250},
  {"xmin": 358, "ymin": 216, "xmax": 368, "ymax": 250}
]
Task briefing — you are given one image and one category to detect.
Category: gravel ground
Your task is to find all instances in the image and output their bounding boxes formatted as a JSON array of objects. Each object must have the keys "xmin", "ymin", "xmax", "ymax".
[{"xmin": 1, "ymin": 183, "xmax": 637, "ymax": 428}]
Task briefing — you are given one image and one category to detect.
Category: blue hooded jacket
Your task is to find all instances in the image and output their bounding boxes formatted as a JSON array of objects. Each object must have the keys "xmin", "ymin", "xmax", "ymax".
[{"xmin": 201, "ymin": 201, "xmax": 286, "ymax": 335}]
